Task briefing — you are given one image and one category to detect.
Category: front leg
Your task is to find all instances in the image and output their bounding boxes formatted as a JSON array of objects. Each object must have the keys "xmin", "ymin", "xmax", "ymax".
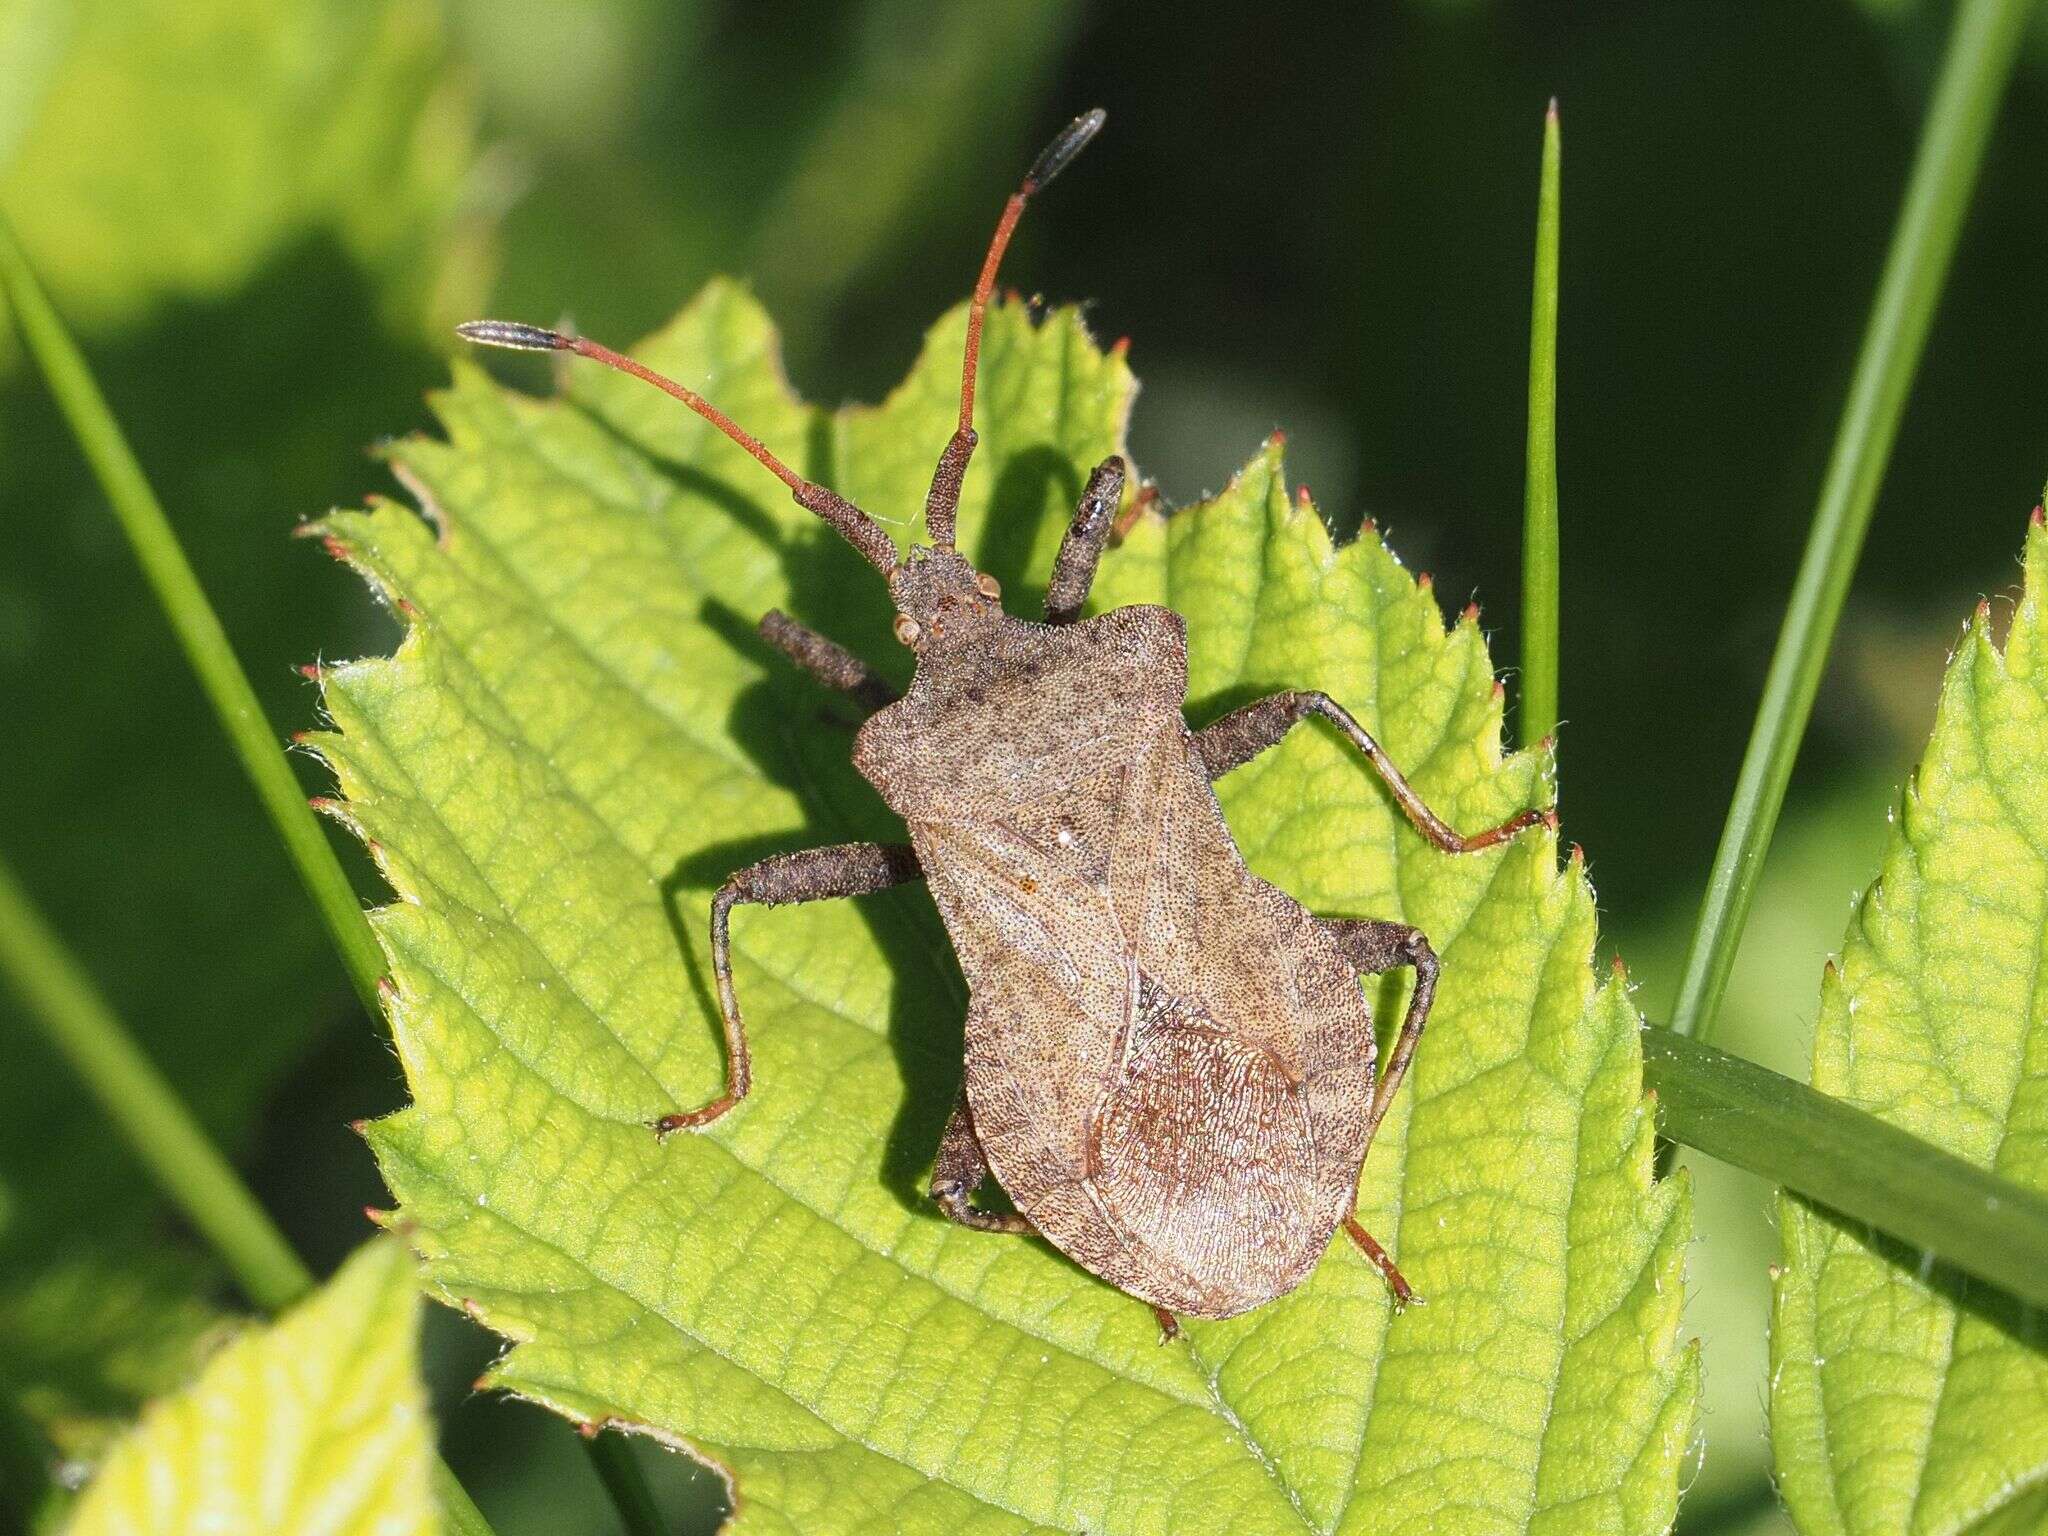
[
  {"xmin": 1043, "ymin": 456, "xmax": 1126, "ymax": 624},
  {"xmin": 758, "ymin": 610, "xmax": 898, "ymax": 712},
  {"xmin": 1195, "ymin": 690, "xmax": 1554, "ymax": 853},
  {"xmin": 653, "ymin": 841, "xmax": 921, "ymax": 1136}
]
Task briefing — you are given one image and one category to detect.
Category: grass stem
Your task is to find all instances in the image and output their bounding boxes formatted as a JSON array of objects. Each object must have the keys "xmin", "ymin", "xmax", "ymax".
[
  {"xmin": 1668, "ymin": 0, "xmax": 2036, "ymax": 1043},
  {"xmin": 1521, "ymin": 99, "xmax": 1562, "ymax": 749},
  {"xmin": 0, "ymin": 216, "xmax": 387, "ymax": 1017},
  {"xmin": 0, "ymin": 853, "xmax": 501, "ymax": 1534}
]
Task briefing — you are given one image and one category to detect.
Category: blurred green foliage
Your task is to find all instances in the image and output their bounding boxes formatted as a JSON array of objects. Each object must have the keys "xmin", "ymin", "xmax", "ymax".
[{"xmin": 1, "ymin": 2, "xmax": 2043, "ymax": 1532}]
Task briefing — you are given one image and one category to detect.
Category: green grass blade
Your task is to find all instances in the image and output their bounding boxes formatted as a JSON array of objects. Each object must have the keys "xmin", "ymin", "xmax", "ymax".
[
  {"xmin": 0, "ymin": 856, "xmax": 313, "ymax": 1313},
  {"xmin": 581, "ymin": 1433, "xmax": 669, "ymax": 1536},
  {"xmin": 0, "ymin": 852, "xmax": 501, "ymax": 1536},
  {"xmin": 432, "ymin": 1461, "xmax": 502, "ymax": 1536},
  {"xmin": 0, "ymin": 216, "xmax": 385, "ymax": 1018},
  {"xmin": 1668, "ymin": 0, "xmax": 2036, "ymax": 1044},
  {"xmin": 1642, "ymin": 1024, "xmax": 2048, "ymax": 1307},
  {"xmin": 0, "ymin": 213, "xmax": 614, "ymax": 1536},
  {"xmin": 1520, "ymin": 99, "xmax": 1561, "ymax": 749}
]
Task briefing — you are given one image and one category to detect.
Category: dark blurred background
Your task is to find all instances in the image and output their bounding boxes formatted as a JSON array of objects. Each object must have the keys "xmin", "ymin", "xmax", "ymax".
[{"xmin": 2, "ymin": 2, "xmax": 2042, "ymax": 1532}]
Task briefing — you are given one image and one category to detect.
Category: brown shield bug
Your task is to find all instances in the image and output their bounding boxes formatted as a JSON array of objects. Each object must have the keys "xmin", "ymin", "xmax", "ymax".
[{"xmin": 457, "ymin": 109, "xmax": 1552, "ymax": 1326}]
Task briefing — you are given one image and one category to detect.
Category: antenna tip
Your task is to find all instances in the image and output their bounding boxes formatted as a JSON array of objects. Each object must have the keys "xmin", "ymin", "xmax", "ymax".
[
  {"xmin": 456, "ymin": 319, "xmax": 569, "ymax": 352},
  {"xmin": 1026, "ymin": 108, "xmax": 1107, "ymax": 192}
]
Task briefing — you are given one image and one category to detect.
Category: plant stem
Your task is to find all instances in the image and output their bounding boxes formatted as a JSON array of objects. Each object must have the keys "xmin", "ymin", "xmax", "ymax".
[
  {"xmin": 0, "ymin": 226, "xmax": 649, "ymax": 1536},
  {"xmin": 1667, "ymin": 0, "xmax": 2035, "ymax": 1044},
  {"xmin": 1643, "ymin": 1025, "xmax": 2048, "ymax": 1308},
  {"xmin": 0, "ymin": 1374, "xmax": 62, "ymax": 1528},
  {"xmin": 434, "ymin": 1462, "xmax": 504, "ymax": 1536},
  {"xmin": 1520, "ymin": 99, "xmax": 1561, "ymax": 749},
  {"xmin": 0, "ymin": 858, "xmax": 311, "ymax": 1311},
  {"xmin": 0, "ymin": 215, "xmax": 386, "ymax": 1018},
  {"xmin": 0, "ymin": 221, "xmax": 541, "ymax": 1536},
  {"xmin": 583, "ymin": 1431, "xmax": 670, "ymax": 1536},
  {"xmin": 0, "ymin": 854, "xmax": 501, "ymax": 1535}
]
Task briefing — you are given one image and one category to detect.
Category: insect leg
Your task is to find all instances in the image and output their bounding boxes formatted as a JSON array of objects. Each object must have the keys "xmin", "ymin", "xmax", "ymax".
[
  {"xmin": 1042, "ymin": 457, "xmax": 1127, "ymax": 623},
  {"xmin": 1194, "ymin": 691, "xmax": 1556, "ymax": 852},
  {"xmin": 1342, "ymin": 1216, "xmax": 1419, "ymax": 1309},
  {"xmin": 1322, "ymin": 918, "xmax": 1438, "ymax": 1145},
  {"xmin": 1324, "ymin": 916, "xmax": 1438, "ymax": 1308},
  {"xmin": 652, "ymin": 842, "xmax": 922, "ymax": 1137},
  {"xmin": 758, "ymin": 609, "xmax": 898, "ymax": 711},
  {"xmin": 929, "ymin": 1091, "xmax": 1032, "ymax": 1233}
]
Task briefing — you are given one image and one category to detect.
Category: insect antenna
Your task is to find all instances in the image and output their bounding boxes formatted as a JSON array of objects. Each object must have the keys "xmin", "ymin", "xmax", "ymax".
[
  {"xmin": 923, "ymin": 108, "xmax": 1106, "ymax": 551},
  {"xmin": 453, "ymin": 321, "xmax": 900, "ymax": 577}
]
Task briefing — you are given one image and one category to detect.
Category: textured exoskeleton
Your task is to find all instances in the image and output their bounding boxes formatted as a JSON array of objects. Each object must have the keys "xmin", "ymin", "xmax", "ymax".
[
  {"xmin": 863, "ymin": 590, "xmax": 1380, "ymax": 1314},
  {"xmin": 458, "ymin": 109, "xmax": 1550, "ymax": 1323}
]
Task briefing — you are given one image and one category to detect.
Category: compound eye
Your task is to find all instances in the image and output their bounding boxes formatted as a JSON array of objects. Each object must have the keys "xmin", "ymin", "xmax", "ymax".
[
  {"xmin": 974, "ymin": 571, "xmax": 1002, "ymax": 601},
  {"xmin": 893, "ymin": 614, "xmax": 922, "ymax": 647}
]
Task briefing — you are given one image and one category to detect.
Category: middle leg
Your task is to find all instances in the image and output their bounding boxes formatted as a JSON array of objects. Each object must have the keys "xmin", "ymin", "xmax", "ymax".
[{"xmin": 654, "ymin": 841, "xmax": 922, "ymax": 1137}]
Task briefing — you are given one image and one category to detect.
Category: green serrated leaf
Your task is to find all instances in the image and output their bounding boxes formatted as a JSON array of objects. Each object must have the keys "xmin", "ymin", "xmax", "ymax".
[
  {"xmin": 310, "ymin": 282, "xmax": 1694, "ymax": 1533},
  {"xmin": 1771, "ymin": 515, "xmax": 2048, "ymax": 1536},
  {"xmin": 62, "ymin": 1237, "xmax": 435, "ymax": 1536}
]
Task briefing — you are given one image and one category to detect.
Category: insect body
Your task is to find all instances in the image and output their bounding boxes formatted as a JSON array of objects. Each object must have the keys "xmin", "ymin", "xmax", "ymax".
[{"xmin": 459, "ymin": 110, "xmax": 1550, "ymax": 1323}]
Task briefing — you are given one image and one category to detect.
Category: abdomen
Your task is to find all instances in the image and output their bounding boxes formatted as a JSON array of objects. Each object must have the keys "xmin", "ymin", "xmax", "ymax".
[{"xmin": 919, "ymin": 714, "xmax": 1375, "ymax": 1317}]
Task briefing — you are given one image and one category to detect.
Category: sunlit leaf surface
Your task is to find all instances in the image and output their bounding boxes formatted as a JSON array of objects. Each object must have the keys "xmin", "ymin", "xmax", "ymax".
[
  {"xmin": 63, "ymin": 1238, "xmax": 435, "ymax": 1536},
  {"xmin": 1772, "ymin": 514, "xmax": 2048, "ymax": 1536}
]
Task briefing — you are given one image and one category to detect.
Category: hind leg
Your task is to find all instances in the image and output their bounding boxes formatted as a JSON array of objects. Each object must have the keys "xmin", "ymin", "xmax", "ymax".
[
  {"xmin": 1324, "ymin": 918, "xmax": 1439, "ymax": 1145},
  {"xmin": 1324, "ymin": 916, "xmax": 1441, "ymax": 1308},
  {"xmin": 929, "ymin": 1091, "xmax": 1032, "ymax": 1233}
]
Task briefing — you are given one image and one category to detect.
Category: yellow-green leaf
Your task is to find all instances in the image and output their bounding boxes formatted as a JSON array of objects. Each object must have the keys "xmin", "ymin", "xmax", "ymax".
[
  {"xmin": 1772, "ymin": 514, "xmax": 2048, "ymax": 1536},
  {"xmin": 311, "ymin": 282, "xmax": 1695, "ymax": 1532},
  {"xmin": 0, "ymin": 1250, "xmax": 221, "ymax": 1469},
  {"xmin": 63, "ymin": 1238, "xmax": 435, "ymax": 1536}
]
